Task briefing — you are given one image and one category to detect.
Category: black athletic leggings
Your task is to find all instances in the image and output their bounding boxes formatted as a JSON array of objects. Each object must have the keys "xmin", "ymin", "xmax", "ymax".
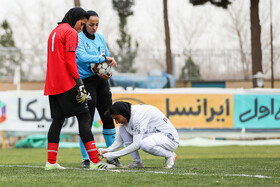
[
  {"xmin": 48, "ymin": 111, "xmax": 94, "ymax": 144},
  {"xmin": 83, "ymin": 75, "xmax": 115, "ymax": 129}
]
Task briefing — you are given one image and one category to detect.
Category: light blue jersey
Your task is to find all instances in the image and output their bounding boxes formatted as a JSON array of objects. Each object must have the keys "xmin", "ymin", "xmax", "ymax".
[{"xmin": 76, "ymin": 32, "xmax": 110, "ymax": 79}]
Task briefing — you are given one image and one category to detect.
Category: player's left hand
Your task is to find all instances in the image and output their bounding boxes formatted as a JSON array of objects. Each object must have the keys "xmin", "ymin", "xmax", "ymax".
[
  {"xmin": 105, "ymin": 57, "xmax": 117, "ymax": 67},
  {"xmin": 99, "ymin": 72, "xmax": 112, "ymax": 80},
  {"xmin": 74, "ymin": 78, "xmax": 87, "ymax": 103},
  {"xmin": 102, "ymin": 152, "xmax": 114, "ymax": 161}
]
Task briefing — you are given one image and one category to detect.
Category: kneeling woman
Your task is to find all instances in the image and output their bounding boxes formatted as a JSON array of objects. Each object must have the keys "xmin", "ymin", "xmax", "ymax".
[{"xmin": 99, "ymin": 101, "xmax": 179, "ymax": 168}]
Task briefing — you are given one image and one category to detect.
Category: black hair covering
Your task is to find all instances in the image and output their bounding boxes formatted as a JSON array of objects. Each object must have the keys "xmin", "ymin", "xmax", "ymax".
[
  {"xmin": 58, "ymin": 7, "xmax": 89, "ymax": 28},
  {"xmin": 87, "ymin": 10, "xmax": 99, "ymax": 17},
  {"xmin": 83, "ymin": 21, "xmax": 95, "ymax": 40},
  {"xmin": 110, "ymin": 101, "xmax": 131, "ymax": 122},
  {"xmin": 82, "ymin": 10, "xmax": 99, "ymax": 40}
]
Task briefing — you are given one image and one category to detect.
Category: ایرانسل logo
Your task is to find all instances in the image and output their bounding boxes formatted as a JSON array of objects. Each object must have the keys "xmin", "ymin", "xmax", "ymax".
[{"xmin": 0, "ymin": 101, "xmax": 6, "ymax": 123}]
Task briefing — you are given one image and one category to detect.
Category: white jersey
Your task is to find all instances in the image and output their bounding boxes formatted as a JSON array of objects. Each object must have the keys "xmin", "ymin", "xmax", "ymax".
[
  {"xmin": 104, "ymin": 104, "xmax": 179, "ymax": 160},
  {"xmin": 124, "ymin": 104, "xmax": 179, "ymax": 143}
]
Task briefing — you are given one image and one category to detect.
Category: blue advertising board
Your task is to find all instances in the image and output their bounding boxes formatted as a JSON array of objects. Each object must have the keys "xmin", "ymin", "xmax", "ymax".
[{"xmin": 234, "ymin": 94, "xmax": 280, "ymax": 129}]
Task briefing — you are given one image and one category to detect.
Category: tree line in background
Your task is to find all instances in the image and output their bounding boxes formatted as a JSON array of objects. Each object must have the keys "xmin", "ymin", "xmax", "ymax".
[
  {"xmin": 190, "ymin": 0, "xmax": 263, "ymax": 88},
  {"xmin": 0, "ymin": 20, "xmax": 24, "ymax": 80},
  {"xmin": 0, "ymin": 0, "xmax": 273, "ymax": 88},
  {"xmin": 74, "ymin": 0, "xmax": 268, "ymax": 87}
]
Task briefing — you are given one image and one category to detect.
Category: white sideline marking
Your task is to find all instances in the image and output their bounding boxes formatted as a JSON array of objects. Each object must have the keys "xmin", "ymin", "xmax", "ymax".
[{"xmin": 0, "ymin": 165, "xmax": 273, "ymax": 179}]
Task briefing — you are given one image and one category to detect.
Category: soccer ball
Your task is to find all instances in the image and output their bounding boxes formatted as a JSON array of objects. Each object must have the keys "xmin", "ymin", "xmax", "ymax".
[{"xmin": 90, "ymin": 62, "xmax": 111, "ymax": 76}]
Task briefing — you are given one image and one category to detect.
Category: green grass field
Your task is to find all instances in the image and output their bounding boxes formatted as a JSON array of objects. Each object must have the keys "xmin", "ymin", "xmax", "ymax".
[{"xmin": 0, "ymin": 146, "xmax": 280, "ymax": 186}]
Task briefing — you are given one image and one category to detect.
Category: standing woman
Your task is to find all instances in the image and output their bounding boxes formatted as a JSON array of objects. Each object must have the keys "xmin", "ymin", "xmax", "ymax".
[
  {"xmin": 44, "ymin": 8, "xmax": 113, "ymax": 170},
  {"xmin": 76, "ymin": 10, "xmax": 119, "ymax": 167}
]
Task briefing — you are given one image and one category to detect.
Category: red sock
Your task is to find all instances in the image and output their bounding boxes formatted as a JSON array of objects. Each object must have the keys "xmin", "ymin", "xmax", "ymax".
[
  {"xmin": 47, "ymin": 143, "xmax": 59, "ymax": 164},
  {"xmin": 84, "ymin": 140, "xmax": 99, "ymax": 163}
]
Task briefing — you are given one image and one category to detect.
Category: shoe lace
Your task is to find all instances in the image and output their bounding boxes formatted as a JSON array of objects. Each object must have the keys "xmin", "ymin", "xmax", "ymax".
[
  {"xmin": 107, "ymin": 158, "xmax": 120, "ymax": 165},
  {"xmin": 97, "ymin": 152, "xmax": 105, "ymax": 161},
  {"xmin": 97, "ymin": 152, "xmax": 120, "ymax": 166}
]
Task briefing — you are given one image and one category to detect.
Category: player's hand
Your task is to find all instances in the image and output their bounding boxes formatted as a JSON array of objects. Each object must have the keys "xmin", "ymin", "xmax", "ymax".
[
  {"xmin": 99, "ymin": 72, "xmax": 112, "ymax": 80},
  {"xmin": 76, "ymin": 85, "xmax": 86, "ymax": 103},
  {"xmin": 98, "ymin": 148, "xmax": 108, "ymax": 157},
  {"xmin": 105, "ymin": 57, "xmax": 117, "ymax": 67},
  {"xmin": 102, "ymin": 152, "xmax": 115, "ymax": 161},
  {"xmin": 75, "ymin": 78, "xmax": 87, "ymax": 104}
]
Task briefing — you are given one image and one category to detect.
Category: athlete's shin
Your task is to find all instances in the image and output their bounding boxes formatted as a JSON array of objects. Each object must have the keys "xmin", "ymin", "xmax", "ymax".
[
  {"xmin": 103, "ymin": 128, "xmax": 116, "ymax": 147},
  {"xmin": 84, "ymin": 140, "xmax": 99, "ymax": 163},
  {"xmin": 47, "ymin": 143, "xmax": 59, "ymax": 164},
  {"xmin": 79, "ymin": 136, "xmax": 89, "ymax": 160}
]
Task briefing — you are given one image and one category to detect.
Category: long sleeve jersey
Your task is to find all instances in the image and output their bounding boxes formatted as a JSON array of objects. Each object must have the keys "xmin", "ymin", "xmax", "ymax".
[
  {"xmin": 103, "ymin": 104, "xmax": 179, "ymax": 160},
  {"xmin": 44, "ymin": 23, "xmax": 80, "ymax": 95},
  {"xmin": 75, "ymin": 32, "xmax": 110, "ymax": 79}
]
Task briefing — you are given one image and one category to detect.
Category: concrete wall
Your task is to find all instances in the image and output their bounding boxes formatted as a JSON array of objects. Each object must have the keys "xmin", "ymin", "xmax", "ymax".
[{"xmin": 0, "ymin": 81, "xmax": 45, "ymax": 91}]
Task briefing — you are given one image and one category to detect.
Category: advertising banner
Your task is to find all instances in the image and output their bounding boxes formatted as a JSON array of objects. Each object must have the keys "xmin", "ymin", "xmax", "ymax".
[
  {"xmin": 113, "ymin": 93, "xmax": 234, "ymax": 128},
  {"xmin": 0, "ymin": 91, "xmax": 102, "ymax": 133},
  {"xmin": 3, "ymin": 90, "xmax": 280, "ymax": 131},
  {"xmin": 234, "ymin": 94, "xmax": 280, "ymax": 129}
]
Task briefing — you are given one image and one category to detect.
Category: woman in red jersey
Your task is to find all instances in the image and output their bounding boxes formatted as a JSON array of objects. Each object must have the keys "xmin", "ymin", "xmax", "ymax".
[{"xmin": 44, "ymin": 7, "xmax": 114, "ymax": 170}]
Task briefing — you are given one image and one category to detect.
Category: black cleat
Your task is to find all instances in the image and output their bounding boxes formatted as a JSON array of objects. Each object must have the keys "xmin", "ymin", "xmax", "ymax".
[
  {"xmin": 107, "ymin": 158, "xmax": 123, "ymax": 167},
  {"xmin": 81, "ymin": 159, "xmax": 90, "ymax": 168}
]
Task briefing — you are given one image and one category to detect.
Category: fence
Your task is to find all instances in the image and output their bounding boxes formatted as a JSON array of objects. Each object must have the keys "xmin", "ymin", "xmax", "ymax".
[{"xmin": 0, "ymin": 47, "xmax": 280, "ymax": 81}]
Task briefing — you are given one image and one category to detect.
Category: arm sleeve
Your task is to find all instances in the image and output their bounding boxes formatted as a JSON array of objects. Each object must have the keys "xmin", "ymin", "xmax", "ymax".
[
  {"xmin": 101, "ymin": 35, "xmax": 110, "ymax": 57},
  {"xmin": 106, "ymin": 130, "xmax": 124, "ymax": 152},
  {"xmin": 64, "ymin": 30, "xmax": 79, "ymax": 79},
  {"xmin": 76, "ymin": 35, "xmax": 106, "ymax": 64},
  {"xmin": 65, "ymin": 51, "xmax": 80, "ymax": 80},
  {"xmin": 103, "ymin": 134, "xmax": 143, "ymax": 161},
  {"xmin": 103, "ymin": 111, "xmax": 150, "ymax": 160}
]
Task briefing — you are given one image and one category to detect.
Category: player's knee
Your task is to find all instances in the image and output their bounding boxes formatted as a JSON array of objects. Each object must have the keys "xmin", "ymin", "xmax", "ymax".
[{"xmin": 140, "ymin": 140, "xmax": 153, "ymax": 153}]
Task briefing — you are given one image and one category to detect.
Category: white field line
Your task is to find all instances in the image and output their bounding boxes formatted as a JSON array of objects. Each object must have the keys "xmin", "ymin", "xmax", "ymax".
[{"xmin": 0, "ymin": 164, "xmax": 274, "ymax": 179}]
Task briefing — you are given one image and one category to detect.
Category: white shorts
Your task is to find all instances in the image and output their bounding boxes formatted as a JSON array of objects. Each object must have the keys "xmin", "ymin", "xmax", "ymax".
[{"xmin": 140, "ymin": 133, "xmax": 179, "ymax": 156}]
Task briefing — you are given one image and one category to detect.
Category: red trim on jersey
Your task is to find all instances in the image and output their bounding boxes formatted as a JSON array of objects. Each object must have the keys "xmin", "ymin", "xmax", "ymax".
[{"xmin": 44, "ymin": 23, "xmax": 80, "ymax": 95}]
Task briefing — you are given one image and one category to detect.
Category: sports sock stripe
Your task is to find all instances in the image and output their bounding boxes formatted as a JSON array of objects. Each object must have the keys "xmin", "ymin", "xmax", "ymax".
[
  {"xmin": 48, "ymin": 150, "xmax": 58, "ymax": 153},
  {"xmin": 87, "ymin": 148, "xmax": 97, "ymax": 152}
]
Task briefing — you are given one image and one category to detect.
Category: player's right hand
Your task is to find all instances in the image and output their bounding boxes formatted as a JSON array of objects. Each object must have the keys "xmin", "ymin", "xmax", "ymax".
[
  {"xmin": 98, "ymin": 148, "xmax": 108, "ymax": 156},
  {"xmin": 75, "ymin": 78, "xmax": 87, "ymax": 104}
]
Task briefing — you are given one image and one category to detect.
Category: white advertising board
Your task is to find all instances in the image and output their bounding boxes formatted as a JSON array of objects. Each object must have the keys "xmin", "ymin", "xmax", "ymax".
[{"xmin": 0, "ymin": 91, "xmax": 101, "ymax": 133}]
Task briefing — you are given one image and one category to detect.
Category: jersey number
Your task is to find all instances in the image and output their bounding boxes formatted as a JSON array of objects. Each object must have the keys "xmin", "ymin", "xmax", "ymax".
[{"xmin": 51, "ymin": 32, "xmax": 56, "ymax": 52}]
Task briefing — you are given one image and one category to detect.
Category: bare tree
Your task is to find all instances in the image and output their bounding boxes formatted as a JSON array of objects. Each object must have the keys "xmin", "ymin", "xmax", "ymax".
[
  {"xmin": 171, "ymin": 2, "xmax": 210, "ymax": 51},
  {"xmin": 250, "ymin": 0, "xmax": 263, "ymax": 87},
  {"xmin": 225, "ymin": 0, "xmax": 251, "ymax": 79},
  {"xmin": 126, "ymin": 0, "xmax": 166, "ymax": 74},
  {"xmin": 190, "ymin": 0, "xmax": 263, "ymax": 87},
  {"xmin": 163, "ymin": 0, "xmax": 172, "ymax": 75},
  {"xmin": 170, "ymin": 1, "xmax": 210, "ymax": 78},
  {"xmin": 74, "ymin": 0, "xmax": 81, "ymax": 7},
  {"xmin": 11, "ymin": 0, "xmax": 72, "ymax": 80},
  {"xmin": 258, "ymin": 0, "xmax": 280, "ymax": 80}
]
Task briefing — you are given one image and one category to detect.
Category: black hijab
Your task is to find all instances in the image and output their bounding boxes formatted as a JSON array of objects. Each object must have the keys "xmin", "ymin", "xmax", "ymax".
[
  {"xmin": 83, "ymin": 10, "xmax": 99, "ymax": 40},
  {"xmin": 110, "ymin": 101, "xmax": 131, "ymax": 122},
  {"xmin": 58, "ymin": 7, "xmax": 89, "ymax": 28}
]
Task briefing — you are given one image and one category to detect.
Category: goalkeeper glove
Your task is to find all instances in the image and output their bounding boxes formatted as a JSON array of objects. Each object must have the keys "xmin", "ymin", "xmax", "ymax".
[{"xmin": 75, "ymin": 78, "xmax": 87, "ymax": 104}]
